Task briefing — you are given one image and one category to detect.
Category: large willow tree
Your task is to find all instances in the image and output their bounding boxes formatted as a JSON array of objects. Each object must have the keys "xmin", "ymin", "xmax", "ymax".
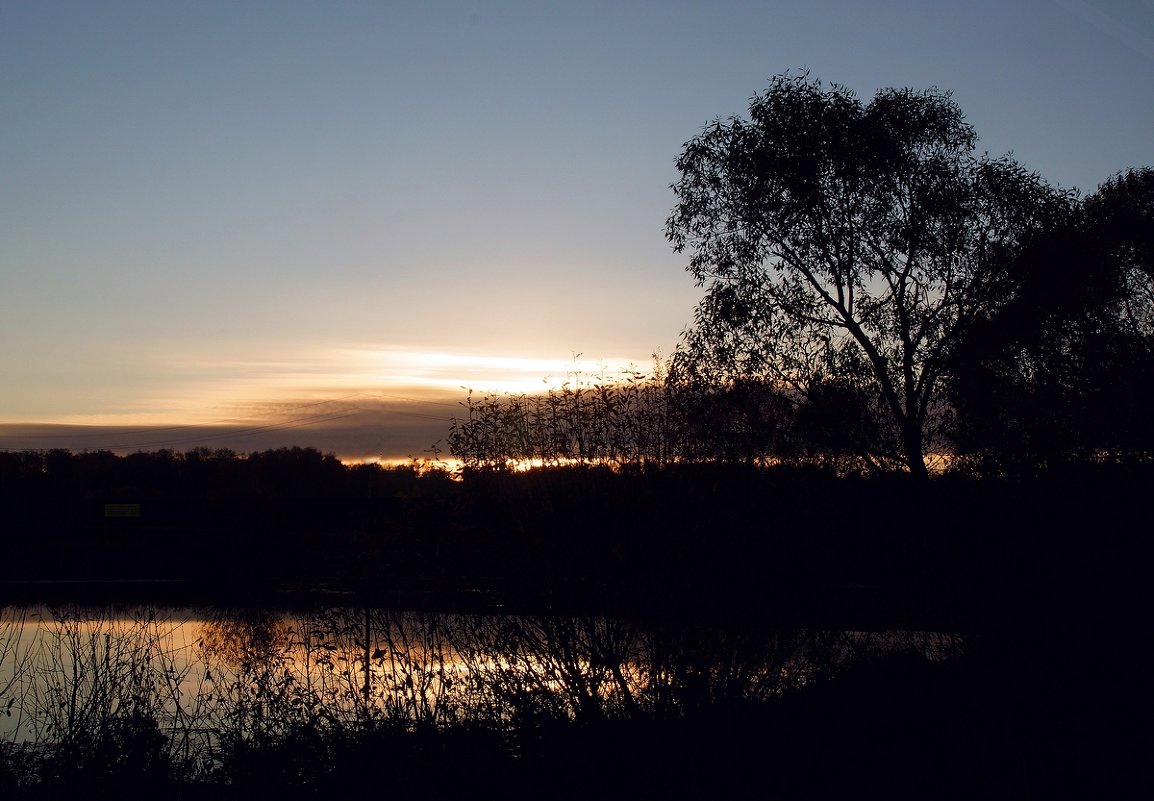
[{"xmin": 665, "ymin": 73, "xmax": 1068, "ymax": 477}]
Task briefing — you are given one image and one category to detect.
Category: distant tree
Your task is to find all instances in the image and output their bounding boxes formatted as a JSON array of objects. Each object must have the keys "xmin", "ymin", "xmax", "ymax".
[
  {"xmin": 949, "ymin": 167, "xmax": 1154, "ymax": 471},
  {"xmin": 447, "ymin": 364, "xmax": 678, "ymax": 470},
  {"xmin": 664, "ymin": 376, "xmax": 794, "ymax": 465},
  {"xmin": 665, "ymin": 72, "xmax": 1069, "ymax": 477}
]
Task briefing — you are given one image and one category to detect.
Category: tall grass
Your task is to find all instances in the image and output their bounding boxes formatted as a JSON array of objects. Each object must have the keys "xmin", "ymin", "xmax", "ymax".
[{"xmin": 0, "ymin": 605, "xmax": 965, "ymax": 794}]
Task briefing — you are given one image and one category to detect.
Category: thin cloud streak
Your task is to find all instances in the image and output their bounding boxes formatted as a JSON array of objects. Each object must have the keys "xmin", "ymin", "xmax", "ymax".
[
  {"xmin": 7, "ymin": 346, "xmax": 653, "ymax": 427},
  {"xmin": 0, "ymin": 347, "xmax": 659, "ymax": 460},
  {"xmin": 0, "ymin": 395, "xmax": 455, "ymax": 463}
]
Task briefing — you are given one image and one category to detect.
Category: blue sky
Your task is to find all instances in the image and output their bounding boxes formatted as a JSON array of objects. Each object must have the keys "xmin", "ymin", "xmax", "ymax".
[{"xmin": 2, "ymin": 0, "xmax": 1152, "ymax": 460}]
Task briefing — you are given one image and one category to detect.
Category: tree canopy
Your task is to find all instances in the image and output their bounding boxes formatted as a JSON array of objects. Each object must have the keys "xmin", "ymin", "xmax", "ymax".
[
  {"xmin": 665, "ymin": 72, "xmax": 1071, "ymax": 477},
  {"xmin": 948, "ymin": 167, "xmax": 1154, "ymax": 471}
]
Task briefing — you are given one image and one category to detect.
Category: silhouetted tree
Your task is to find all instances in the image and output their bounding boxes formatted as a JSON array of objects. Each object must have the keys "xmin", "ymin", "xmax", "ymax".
[
  {"xmin": 665, "ymin": 72, "xmax": 1069, "ymax": 477},
  {"xmin": 447, "ymin": 364, "xmax": 678, "ymax": 470},
  {"xmin": 665, "ymin": 376, "xmax": 793, "ymax": 464},
  {"xmin": 950, "ymin": 167, "xmax": 1154, "ymax": 471}
]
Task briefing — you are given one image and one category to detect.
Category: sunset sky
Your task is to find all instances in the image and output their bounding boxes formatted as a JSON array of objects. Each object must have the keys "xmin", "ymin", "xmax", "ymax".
[{"xmin": 3, "ymin": 0, "xmax": 1152, "ymax": 461}]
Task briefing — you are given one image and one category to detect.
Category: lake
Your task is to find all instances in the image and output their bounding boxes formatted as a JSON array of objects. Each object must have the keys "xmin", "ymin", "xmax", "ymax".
[{"xmin": 1, "ymin": 601, "xmax": 968, "ymax": 795}]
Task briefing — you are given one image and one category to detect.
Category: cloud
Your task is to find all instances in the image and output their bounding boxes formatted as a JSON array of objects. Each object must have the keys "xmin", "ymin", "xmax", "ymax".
[
  {"xmin": 0, "ymin": 346, "xmax": 659, "ymax": 460},
  {"xmin": 0, "ymin": 394, "xmax": 454, "ymax": 462}
]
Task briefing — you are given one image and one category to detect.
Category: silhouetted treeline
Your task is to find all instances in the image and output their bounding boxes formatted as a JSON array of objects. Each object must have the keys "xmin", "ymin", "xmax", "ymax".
[
  {"xmin": 0, "ymin": 446, "xmax": 447, "ymax": 527},
  {"xmin": 2, "ymin": 449, "xmax": 1148, "ymax": 637},
  {"xmin": 0, "ymin": 447, "xmax": 452, "ymax": 593},
  {"xmin": 448, "ymin": 346, "xmax": 1154, "ymax": 475},
  {"xmin": 446, "ymin": 368, "xmax": 907, "ymax": 472}
]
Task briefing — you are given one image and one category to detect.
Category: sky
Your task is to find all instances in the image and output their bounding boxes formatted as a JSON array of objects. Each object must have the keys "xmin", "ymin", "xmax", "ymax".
[{"xmin": 2, "ymin": 0, "xmax": 1152, "ymax": 462}]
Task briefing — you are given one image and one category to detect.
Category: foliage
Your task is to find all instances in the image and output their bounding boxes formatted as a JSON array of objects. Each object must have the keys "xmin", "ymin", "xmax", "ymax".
[
  {"xmin": 949, "ymin": 167, "xmax": 1154, "ymax": 473},
  {"xmin": 447, "ymin": 361, "xmax": 677, "ymax": 471},
  {"xmin": 665, "ymin": 72, "xmax": 1070, "ymax": 477}
]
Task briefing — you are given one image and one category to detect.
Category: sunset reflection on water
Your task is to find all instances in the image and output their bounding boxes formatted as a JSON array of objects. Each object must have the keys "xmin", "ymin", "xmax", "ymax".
[{"xmin": 1, "ymin": 603, "xmax": 968, "ymax": 761}]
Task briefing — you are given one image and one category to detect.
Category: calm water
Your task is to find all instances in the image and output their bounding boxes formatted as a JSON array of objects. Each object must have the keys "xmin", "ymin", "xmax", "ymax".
[{"xmin": 1, "ymin": 603, "xmax": 964, "ymax": 769}]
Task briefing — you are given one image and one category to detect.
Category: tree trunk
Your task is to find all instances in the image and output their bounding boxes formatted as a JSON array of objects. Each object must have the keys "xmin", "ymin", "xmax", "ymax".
[{"xmin": 903, "ymin": 423, "xmax": 930, "ymax": 480}]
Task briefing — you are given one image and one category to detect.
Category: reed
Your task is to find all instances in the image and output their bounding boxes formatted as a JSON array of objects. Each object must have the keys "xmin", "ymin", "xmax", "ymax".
[{"xmin": 1, "ymin": 605, "xmax": 965, "ymax": 794}]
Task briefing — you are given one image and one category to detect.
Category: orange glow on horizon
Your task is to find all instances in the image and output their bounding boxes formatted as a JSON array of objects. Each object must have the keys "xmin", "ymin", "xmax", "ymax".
[
  {"xmin": 16, "ymin": 346, "xmax": 655, "ymax": 429},
  {"xmin": 0, "ymin": 346, "xmax": 660, "ymax": 462}
]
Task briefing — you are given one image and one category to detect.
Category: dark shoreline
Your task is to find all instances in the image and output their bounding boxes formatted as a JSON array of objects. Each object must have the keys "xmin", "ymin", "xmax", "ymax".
[
  {"xmin": 3, "ymin": 458, "xmax": 1147, "ymax": 634},
  {"xmin": 0, "ymin": 577, "xmax": 972, "ymax": 637}
]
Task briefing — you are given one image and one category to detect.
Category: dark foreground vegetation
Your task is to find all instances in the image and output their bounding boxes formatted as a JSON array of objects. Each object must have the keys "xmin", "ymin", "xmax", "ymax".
[{"xmin": 0, "ymin": 604, "xmax": 1054, "ymax": 801}]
